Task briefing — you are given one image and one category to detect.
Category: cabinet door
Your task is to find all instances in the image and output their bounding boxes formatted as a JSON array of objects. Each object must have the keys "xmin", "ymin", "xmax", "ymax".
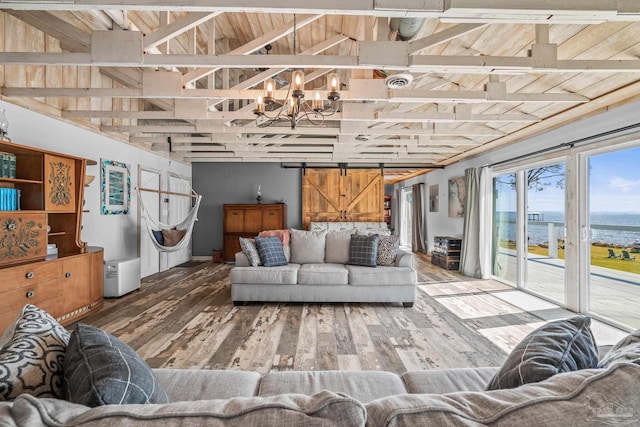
[
  {"xmin": 343, "ymin": 169, "xmax": 384, "ymax": 222},
  {"xmin": 0, "ymin": 212, "xmax": 47, "ymax": 265},
  {"xmin": 44, "ymin": 155, "xmax": 76, "ymax": 212},
  {"xmin": 62, "ymin": 255, "xmax": 91, "ymax": 314},
  {"xmin": 262, "ymin": 207, "xmax": 283, "ymax": 230},
  {"xmin": 243, "ymin": 209, "xmax": 263, "ymax": 233},
  {"xmin": 224, "ymin": 236, "xmax": 242, "ymax": 261},
  {"xmin": 89, "ymin": 249, "xmax": 104, "ymax": 307},
  {"xmin": 302, "ymin": 169, "xmax": 342, "ymax": 230},
  {"xmin": 225, "ymin": 208, "xmax": 245, "ymax": 232}
]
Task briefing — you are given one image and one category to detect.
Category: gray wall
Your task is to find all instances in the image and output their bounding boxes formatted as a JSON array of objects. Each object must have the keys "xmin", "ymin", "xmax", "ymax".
[{"xmin": 192, "ymin": 163, "xmax": 302, "ymax": 256}]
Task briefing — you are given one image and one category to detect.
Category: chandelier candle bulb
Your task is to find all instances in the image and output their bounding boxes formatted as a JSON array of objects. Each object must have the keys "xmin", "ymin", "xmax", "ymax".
[
  {"xmin": 313, "ymin": 92, "xmax": 323, "ymax": 112},
  {"xmin": 264, "ymin": 79, "xmax": 275, "ymax": 105},
  {"xmin": 327, "ymin": 73, "xmax": 340, "ymax": 101},
  {"xmin": 292, "ymin": 70, "xmax": 305, "ymax": 98}
]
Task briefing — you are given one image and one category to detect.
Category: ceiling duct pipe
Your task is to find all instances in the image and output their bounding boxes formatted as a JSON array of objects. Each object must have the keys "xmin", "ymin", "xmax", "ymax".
[{"xmin": 389, "ymin": 18, "xmax": 425, "ymax": 41}]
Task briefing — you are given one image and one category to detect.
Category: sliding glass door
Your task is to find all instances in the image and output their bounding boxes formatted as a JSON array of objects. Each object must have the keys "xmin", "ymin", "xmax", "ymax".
[
  {"xmin": 586, "ymin": 147, "xmax": 640, "ymax": 328},
  {"xmin": 492, "ymin": 162, "xmax": 567, "ymax": 305}
]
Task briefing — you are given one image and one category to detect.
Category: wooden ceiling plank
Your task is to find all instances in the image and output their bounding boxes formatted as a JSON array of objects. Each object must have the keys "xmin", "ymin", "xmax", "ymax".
[
  {"xmin": 409, "ymin": 23, "xmax": 487, "ymax": 53},
  {"xmin": 143, "ymin": 12, "xmax": 222, "ymax": 50}
]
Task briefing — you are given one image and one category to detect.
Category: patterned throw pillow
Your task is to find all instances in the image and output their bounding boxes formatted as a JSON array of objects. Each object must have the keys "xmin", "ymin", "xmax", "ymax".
[
  {"xmin": 0, "ymin": 304, "xmax": 70, "ymax": 401},
  {"xmin": 64, "ymin": 323, "xmax": 169, "ymax": 407},
  {"xmin": 239, "ymin": 237, "xmax": 261, "ymax": 267},
  {"xmin": 377, "ymin": 235, "xmax": 400, "ymax": 266},
  {"xmin": 348, "ymin": 234, "xmax": 380, "ymax": 267},
  {"xmin": 486, "ymin": 316, "xmax": 599, "ymax": 390},
  {"xmin": 255, "ymin": 236, "xmax": 288, "ymax": 267},
  {"xmin": 258, "ymin": 229, "xmax": 290, "ymax": 247}
]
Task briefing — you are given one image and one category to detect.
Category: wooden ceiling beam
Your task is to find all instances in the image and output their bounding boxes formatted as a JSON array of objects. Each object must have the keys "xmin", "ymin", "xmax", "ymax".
[{"xmin": 143, "ymin": 12, "xmax": 222, "ymax": 51}]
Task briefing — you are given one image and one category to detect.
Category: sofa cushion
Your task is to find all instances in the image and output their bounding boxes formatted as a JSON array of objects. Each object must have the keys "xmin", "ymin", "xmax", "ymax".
[
  {"xmin": 366, "ymin": 364, "xmax": 640, "ymax": 427},
  {"xmin": 298, "ymin": 264, "xmax": 349, "ymax": 286},
  {"xmin": 403, "ymin": 367, "xmax": 499, "ymax": 394},
  {"xmin": 230, "ymin": 264, "xmax": 300, "ymax": 285},
  {"xmin": 599, "ymin": 328, "xmax": 640, "ymax": 368},
  {"xmin": 346, "ymin": 265, "xmax": 416, "ymax": 286},
  {"xmin": 7, "ymin": 390, "xmax": 367, "ymax": 427},
  {"xmin": 290, "ymin": 229, "xmax": 327, "ymax": 264},
  {"xmin": 325, "ymin": 229, "xmax": 354, "ymax": 264},
  {"xmin": 348, "ymin": 234, "xmax": 379, "ymax": 267},
  {"xmin": 0, "ymin": 304, "xmax": 70, "ymax": 401},
  {"xmin": 255, "ymin": 236, "xmax": 288, "ymax": 267},
  {"xmin": 377, "ymin": 235, "xmax": 400, "ymax": 266},
  {"xmin": 153, "ymin": 369, "xmax": 262, "ymax": 401},
  {"xmin": 239, "ymin": 237, "xmax": 261, "ymax": 267},
  {"xmin": 64, "ymin": 323, "xmax": 169, "ymax": 407},
  {"xmin": 259, "ymin": 370, "xmax": 406, "ymax": 404},
  {"xmin": 486, "ymin": 316, "xmax": 599, "ymax": 390}
]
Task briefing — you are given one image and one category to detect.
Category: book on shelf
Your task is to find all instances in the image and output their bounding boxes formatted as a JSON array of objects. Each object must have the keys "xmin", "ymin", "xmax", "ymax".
[
  {"xmin": 0, "ymin": 153, "xmax": 16, "ymax": 178},
  {"xmin": 0, "ymin": 187, "xmax": 20, "ymax": 211}
]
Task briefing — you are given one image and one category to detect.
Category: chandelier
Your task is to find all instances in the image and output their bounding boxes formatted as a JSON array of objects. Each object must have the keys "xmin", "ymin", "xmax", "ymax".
[{"xmin": 253, "ymin": 15, "xmax": 340, "ymax": 129}]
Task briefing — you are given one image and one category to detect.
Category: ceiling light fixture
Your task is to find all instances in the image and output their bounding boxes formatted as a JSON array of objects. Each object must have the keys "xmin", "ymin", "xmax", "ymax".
[{"xmin": 253, "ymin": 15, "xmax": 340, "ymax": 129}]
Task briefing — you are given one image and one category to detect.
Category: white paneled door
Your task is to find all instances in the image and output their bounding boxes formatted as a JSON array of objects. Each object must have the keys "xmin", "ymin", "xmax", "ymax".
[
  {"xmin": 167, "ymin": 174, "xmax": 192, "ymax": 268},
  {"xmin": 139, "ymin": 169, "xmax": 161, "ymax": 278}
]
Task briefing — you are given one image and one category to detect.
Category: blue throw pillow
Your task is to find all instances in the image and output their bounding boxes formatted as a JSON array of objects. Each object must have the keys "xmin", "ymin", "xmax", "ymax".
[
  {"xmin": 152, "ymin": 230, "xmax": 164, "ymax": 245},
  {"xmin": 64, "ymin": 323, "xmax": 169, "ymax": 406},
  {"xmin": 348, "ymin": 234, "xmax": 379, "ymax": 267},
  {"xmin": 255, "ymin": 236, "xmax": 288, "ymax": 267}
]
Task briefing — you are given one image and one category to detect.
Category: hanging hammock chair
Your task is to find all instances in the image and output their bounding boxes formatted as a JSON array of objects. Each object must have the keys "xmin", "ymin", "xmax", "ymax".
[{"xmin": 136, "ymin": 171, "xmax": 202, "ymax": 253}]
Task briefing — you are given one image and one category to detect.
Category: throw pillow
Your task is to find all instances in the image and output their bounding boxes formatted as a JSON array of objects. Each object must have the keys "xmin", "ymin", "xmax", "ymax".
[
  {"xmin": 239, "ymin": 237, "xmax": 261, "ymax": 267},
  {"xmin": 161, "ymin": 229, "xmax": 186, "ymax": 247},
  {"xmin": 348, "ymin": 234, "xmax": 380, "ymax": 267},
  {"xmin": 486, "ymin": 316, "xmax": 599, "ymax": 390},
  {"xmin": 0, "ymin": 304, "xmax": 70, "ymax": 401},
  {"xmin": 64, "ymin": 323, "xmax": 169, "ymax": 407},
  {"xmin": 377, "ymin": 234, "xmax": 400, "ymax": 266},
  {"xmin": 599, "ymin": 328, "xmax": 640, "ymax": 368},
  {"xmin": 255, "ymin": 236, "xmax": 288, "ymax": 267},
  {"xmin": 290, "ymin": 229, "xmax": 327, "ymax": 264},
  {"xmin": 325, "ymin": 229, "xmax": 354, "ymax": 264},
  {"xmin": 151, "ymin": 230, "xmax": 164, "ymax": 245}
]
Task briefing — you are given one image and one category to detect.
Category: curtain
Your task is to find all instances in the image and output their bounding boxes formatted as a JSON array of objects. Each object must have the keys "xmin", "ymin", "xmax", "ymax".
[
  {"xmin": 460, "ymin": 167, "xmax": 481, "ymax": 277},
  {"xmin": 411, "ymin": 184, "xmax": 427, "ymax": 252}
]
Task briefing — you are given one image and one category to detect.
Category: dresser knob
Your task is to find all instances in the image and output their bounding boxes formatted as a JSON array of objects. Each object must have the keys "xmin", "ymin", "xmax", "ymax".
[
  {"xmin": 26, "ymin": 291, "xmax": 35, "ymax": 298},
  {"xmin": 26, "ymin": 272, "xmax": 34, "ymax": 279},
  {"xmin": 65, "ymin": 272, "xmax": 72, "ymax": 278}
]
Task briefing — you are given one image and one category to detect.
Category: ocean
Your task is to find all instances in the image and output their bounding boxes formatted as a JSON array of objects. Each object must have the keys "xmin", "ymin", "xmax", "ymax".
[{"xmin": 495, "ymin": 211, "xmax": 640, "ymax": 246}]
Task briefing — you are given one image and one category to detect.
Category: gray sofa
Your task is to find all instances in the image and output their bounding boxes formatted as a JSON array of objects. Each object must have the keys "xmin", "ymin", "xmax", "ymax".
[
  {"xmin": 230, "ymin": 228, "xmax": 417, "ymax": 307},
  {"xmin": 3, "ymin": 363, "xmax": 639, "ymax": 426}
]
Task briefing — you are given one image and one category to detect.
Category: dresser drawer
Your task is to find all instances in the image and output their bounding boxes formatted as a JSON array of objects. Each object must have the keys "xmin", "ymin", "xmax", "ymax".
[
  {"xmin": 2, "ymin": 260, "xmax": 62, "ymax": 292},
  {"xmin": 0, "ymin": 294, "xmax": 64, "ymax": 333},
  {"xmin": 1, "ymin": 279, "xmax": 63, "ymax": 315}
]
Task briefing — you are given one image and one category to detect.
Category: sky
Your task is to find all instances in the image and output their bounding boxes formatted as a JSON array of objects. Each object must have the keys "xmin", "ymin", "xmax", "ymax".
[{"xmin": 496, "ymin": 145, "xmax": 640, "ymax": 214}]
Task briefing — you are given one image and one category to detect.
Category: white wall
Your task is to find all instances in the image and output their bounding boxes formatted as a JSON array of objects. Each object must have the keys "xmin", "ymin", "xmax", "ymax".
[
  {"xmin": 0, "ymin": 100, "xmax": 191, "ymax": 262},
  {"xmin": 396, "ymin": 100, "xmax": 640, "ymax": 252}
]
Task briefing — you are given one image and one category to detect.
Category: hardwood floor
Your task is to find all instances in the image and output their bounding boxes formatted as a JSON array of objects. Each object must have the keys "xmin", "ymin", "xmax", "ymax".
[{"xmin": 78, "ymin": 255, "xmax": 555, "ymax": 374}]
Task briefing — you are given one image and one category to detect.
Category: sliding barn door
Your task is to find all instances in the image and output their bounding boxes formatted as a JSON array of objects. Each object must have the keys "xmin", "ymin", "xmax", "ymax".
[
  {"xmin": 343, "ymin": 169, "xmax": 384, "ymax": 222},
  {"xmin": 302, "ymin": 169, "xmax": 342, "ymax": 229},
  {"xmin": 302, "ymin": 168, "xmax": 384, "ymax": 229}
]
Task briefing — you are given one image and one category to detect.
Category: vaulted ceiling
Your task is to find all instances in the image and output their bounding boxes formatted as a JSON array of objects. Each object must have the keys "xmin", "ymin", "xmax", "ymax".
[{"xmin": 2, "ymin": 2, "xmax": 640, "ymax": 182}]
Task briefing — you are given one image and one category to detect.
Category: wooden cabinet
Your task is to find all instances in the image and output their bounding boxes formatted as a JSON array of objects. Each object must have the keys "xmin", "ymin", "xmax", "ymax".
[
  {"xmin": 302, "ymin": 168, "xmax": 384, "ymax": 230},
  {"xmin": 223, "ymin": 204, "xmax": 286, "ymax": 261},
  {"xmin": 0, "ymin": 141, "xmax": 101, "ymax": 330},
  {"xmin": 431, "ymin": 236, "xmax": 462, "ymax": 271},
  {"xmin": 0, "ymin": 247, "xmax": 104, "ymax": 331}
]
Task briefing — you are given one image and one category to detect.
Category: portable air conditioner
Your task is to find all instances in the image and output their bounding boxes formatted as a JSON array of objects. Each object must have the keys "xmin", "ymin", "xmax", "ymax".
[{"xmin": 104, "ymin": 258, "xmax": 141, "ymax": 297}]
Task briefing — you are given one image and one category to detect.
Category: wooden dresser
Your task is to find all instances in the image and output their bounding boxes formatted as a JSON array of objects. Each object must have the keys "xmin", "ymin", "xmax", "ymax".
[
  {"xmin": 431, "ymin": 236, "xmax": 462, "ymax": 271},
  {"xmin": 223, "ymin": 204, "xmax": 286, "ymax": 261},
  {"xmin": 0, "ymin": 140, "xmax": 103, "ymax": 331}
]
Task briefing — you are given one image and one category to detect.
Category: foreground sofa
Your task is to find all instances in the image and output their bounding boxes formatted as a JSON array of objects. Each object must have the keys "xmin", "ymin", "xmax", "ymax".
[
  {"xmin": 231, "ymin": 226, "xmax": 417, "ymax": 307},
  {"xmin": 3, "ymin": 363, "xmax": 639, "ymax": 426}
]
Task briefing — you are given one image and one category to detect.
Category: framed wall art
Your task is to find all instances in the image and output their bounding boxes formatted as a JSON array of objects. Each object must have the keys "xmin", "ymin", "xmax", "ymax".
[
  {"xmin": 448, "ymin": 176, "xmax": 466, "ymax": 218},
  {"xmin": 101, "ymin": 159, "xmax": 130, "ymax": 215}
]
